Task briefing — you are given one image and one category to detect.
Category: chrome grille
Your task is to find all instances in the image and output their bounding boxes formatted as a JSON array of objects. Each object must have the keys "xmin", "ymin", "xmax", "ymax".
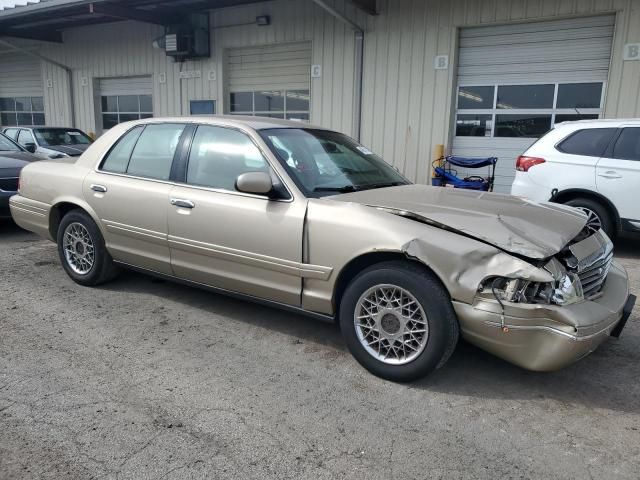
[
  {"xmin": 568, "ymin": 229, "xmax": 614, "ymax": 299},
  {"xmin": 0, "ymin": 177, "xmax": 19, "ymax": 192}
]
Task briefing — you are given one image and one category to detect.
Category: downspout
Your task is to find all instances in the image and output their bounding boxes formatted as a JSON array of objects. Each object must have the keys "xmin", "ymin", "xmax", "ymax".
[
  {"xmin": 0, "ymin": 39, "xmax": 76, "ymax": 128},
  {"xmin": 311, "ymin": 0, "xmax": 364, "ymax": 141}
]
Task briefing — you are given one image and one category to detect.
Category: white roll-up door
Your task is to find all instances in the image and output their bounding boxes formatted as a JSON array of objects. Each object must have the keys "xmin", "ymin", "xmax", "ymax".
[
  {"xmin": 98, "ymin": 76, "xmax": 153, "ymax": 97},
  {"xmin": 226, "ymin": 42, "xmax": 311, "ymax": 121},
  {"xmin": 452, "ymin": 15, "xmax": 615, "ymax": 193}
]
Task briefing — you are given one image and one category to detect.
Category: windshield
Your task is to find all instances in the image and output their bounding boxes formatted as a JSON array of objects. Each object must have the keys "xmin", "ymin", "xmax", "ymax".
[
  {"xmin": 0, "ymin": 133, "xmax": 22, "ymax": 152},
  {"xmin": 260, "ymin": 128, "xmax": 410, "ymax": 196},
  {"xmin": 34, "ymin": 128, "xmax": 92, "ymax": 146}
]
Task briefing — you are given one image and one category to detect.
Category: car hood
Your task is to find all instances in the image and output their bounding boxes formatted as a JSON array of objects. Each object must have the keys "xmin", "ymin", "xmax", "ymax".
[
  {"xmin": 332, "ymin": 184, "xmax": 587, "ymax": 259},
  {"xmin": 44, "ymin": 144, "xmax": 90, "ymax": 156},
  {"xmin": 0, "ymin": 151, "xmax": 39, "ymax": 169}
]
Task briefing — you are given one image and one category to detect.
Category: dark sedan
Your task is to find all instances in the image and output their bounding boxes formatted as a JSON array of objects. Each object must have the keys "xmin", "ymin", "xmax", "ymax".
[{"xmin": 0, "ymin": 133, "xmax": 38, "ymax": 219}]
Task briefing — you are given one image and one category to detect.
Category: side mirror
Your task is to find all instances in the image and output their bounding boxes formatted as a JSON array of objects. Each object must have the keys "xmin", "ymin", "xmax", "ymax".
[
  {"xmin": 236, "ymin": 171, "xmax": 273, "ymax": 196},
  {"xmin": 24, "ymin": 143, "xmax": 37, "ymax": 153}
]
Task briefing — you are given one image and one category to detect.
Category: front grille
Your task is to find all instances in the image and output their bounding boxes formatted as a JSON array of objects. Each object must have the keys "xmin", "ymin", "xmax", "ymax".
[
  {"xmin": 577, "ymin": 250, "xmax": 613, "ymax": 298},
  {"xmin": 567, "ymin": 229, "xmax": 614, "ymax": 299},
  {"xmin": 0, "ymin": 177, "xmax": 18, "ymax": 192}
]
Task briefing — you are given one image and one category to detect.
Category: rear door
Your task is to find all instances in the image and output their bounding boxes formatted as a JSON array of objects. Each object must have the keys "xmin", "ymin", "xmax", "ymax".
[
  {"xmin": 83, "ymin": 123, "xmax": 189, "ymax": 275},
  {"xmin": 596, "ymin": 126, "xmax": 640, "ymax": 224}
]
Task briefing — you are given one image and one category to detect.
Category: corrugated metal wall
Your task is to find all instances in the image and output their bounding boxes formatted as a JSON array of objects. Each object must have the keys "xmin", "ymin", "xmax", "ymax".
[
  {"xmin": 360, "ymin": 0, "xmax": 640, "ymax": 184},
  {"xmin": 35, "ymin": 0, "xmax": 365, "ymax": 135},
  {"xmin": 0, "ymin": 52, "xmax": 42, "ymax": 97}
]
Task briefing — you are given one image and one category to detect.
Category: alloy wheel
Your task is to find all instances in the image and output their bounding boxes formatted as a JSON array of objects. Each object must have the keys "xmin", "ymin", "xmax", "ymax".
[
  {"xmin": 576, "ymin": 207, "xmax": 602, "ymax": 235},
  {"xmin": 62, "ymin": 222, "xmax": 95, "ymax": 275}
]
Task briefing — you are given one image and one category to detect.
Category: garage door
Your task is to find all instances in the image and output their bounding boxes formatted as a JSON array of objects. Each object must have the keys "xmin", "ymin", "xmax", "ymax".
[
  {"xmin": 227, "ymin": 42, "xmax": 311, "ymax": 121},
  {"xmin": 98, "ymin": 76, "xmax": 153, "ymax": 130},
  {"xmin": 0, "ymin": 52, "xmax": 45, "ymax": 126},
  {"xmin": 452, "ymin": 15, "xmax": 615, "ymax": 193}
]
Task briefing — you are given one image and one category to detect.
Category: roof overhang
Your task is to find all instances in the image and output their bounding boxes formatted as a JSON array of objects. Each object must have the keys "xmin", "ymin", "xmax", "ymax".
[{"xmin": 0, "ymin": 0, "xmax": 378, "ymax": 43}]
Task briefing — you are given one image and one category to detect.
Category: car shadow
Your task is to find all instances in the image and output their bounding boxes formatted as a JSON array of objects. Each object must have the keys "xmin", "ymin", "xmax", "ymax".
[{"xmin": 98, "ymin": 268, "xmax": 640, "ymax": 416}]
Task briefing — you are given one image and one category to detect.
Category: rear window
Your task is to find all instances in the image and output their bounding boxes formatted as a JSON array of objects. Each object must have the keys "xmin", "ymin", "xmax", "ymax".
[{"xmin": 556, "ymin": 128, "xmax": 616, "ymax": 157}]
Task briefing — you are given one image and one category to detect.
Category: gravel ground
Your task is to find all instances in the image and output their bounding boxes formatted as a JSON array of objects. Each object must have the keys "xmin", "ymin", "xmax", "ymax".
[{"xmin": 1, "ymin": 220, "xmax": 639, "ymax": 480}]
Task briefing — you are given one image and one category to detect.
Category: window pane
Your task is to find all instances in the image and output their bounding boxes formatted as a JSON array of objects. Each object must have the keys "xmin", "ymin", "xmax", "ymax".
[
  {"xmin": 14, "ymin": 97, "xmax": 30, "ymax": 111},
  {"xmin": 102, "ymin": 96, "xmax": 118, "ymax": 113},
  {"xmin": 118, "ymin": 95, "xmax": 140, "ymax": 112},
  {"xmin": 495, "ymin": 114, "xmax": 552, "ymax": 138},
  {"xmin": 17, "ymin": 113, "xmax": 33, "ymax": 126},
  {"xmin": 0, "ymin": 98, "xmax": 15, "ymax": 110},
  {"xmin": 102, "ymin": 114, "xmax": 119, "ymax": 130},
  {"xmin": 139, "ymin": 95, "xmax": 153, "ymax": 113},
  {"xmin": 119, "ymin": 113, "xmax": 140, "ymax": 123},
  {"xmin": 456, "ymin": 114, "xmax": 493, "ymax": 137},
  {"xmin": 101, "ymin": 126, "xmax": 144, "ymax": 173},
  {"xmin": 127, "ymin": 123, "xmax": 185, "ymax": 180},
  {"xmin": 286, "ymin": 113, "xmax": 310, "ymax": 122},
  {"xmin": 190, "ymin": 100, "xmax": 215, "ymax": 115},
  {"xmin": 286, "ymin": 90, "xmax": 310, "ymax": 111},
  {"xmin": 32, "ymin": 113, "xmax": 46, "ymax": 125},
  {"xmin": 187, "ymin": 125, "xmax": 268, "ymax": 191},
  {"xmin": 497, "ymin": 85, "xmax": 554, "ymax": 109},
  {"xmin": 557, "ymin": 128, "xmax": 616, "ymax": 157},
  {"xmin": 555, "ymin": 114, "xmax": 599, "ymax": 124},
  {"xmin": 254, "ymin": 91, "xmax": 284, "ymax": 111},
  {"xmin": 457, "ymin": 86, "xmax": 494, "ymax": 109},
  {"xmin": 140, "ymin": 113, "xmax": 154, "ymax": 119},
  {"xmin": 1, "ymin": 113, "xmax": 16, "ymax": 126},
  {"xmin": 230, "ymin": 92, "xmax": 252, "ymax": 112},
  {"xmin": 612, "ymin": 128, "xmax": 640, "ymax": 161},
  {"xmin": 259, "ymin": 113, "xmax": 285, "ymax": 119},
  {"xmin": 556, "ymin": 83, "xmax": 602, "ymax": 109},
  {"xmin": 31, "ymin": 97, "xmax": 44, "ymax": 111}
]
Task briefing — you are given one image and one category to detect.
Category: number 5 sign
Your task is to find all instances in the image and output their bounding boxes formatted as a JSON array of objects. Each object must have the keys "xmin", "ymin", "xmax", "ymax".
[{"xmin": 623, "ymin": 43, "xmax": 640, "ymax": 61}]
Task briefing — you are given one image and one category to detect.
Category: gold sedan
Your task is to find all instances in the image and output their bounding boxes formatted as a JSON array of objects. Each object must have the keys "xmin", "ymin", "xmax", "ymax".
[{"xmin": 10, "ymin": 117, "xmax": 635, "ymax": 381}]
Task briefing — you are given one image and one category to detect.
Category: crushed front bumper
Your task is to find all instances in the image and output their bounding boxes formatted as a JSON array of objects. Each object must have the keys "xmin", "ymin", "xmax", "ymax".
[{"xmin": 453, "ymin": 261, "xmax": 634, "ymax": 371}]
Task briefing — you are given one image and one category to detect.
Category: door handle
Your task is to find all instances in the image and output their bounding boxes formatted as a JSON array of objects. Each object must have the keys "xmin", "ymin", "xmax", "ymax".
[
  {"xmin": 598, "ymin": 170, "xmax": 622, "ymax": 179},
  {"xmin": 170, "ymin": 198, "xmax": 195, "ymax": 209},
  {"xmin": 90, "ymin": 184, "xmax": 107, "ymax": 193}
]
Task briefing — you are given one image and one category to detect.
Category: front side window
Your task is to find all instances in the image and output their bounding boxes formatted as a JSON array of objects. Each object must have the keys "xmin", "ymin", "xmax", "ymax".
[
  {"xmin": 186, "ymin": 125, "xmax": 269, "ymax": 191},
  {"xmin": 557, "ymin": 128, "xmax": 617, "ymax": 157},
  {"xmin": 612, "ymin": 128, "xmax": 640, "ymax": 161},
  {"xmin": 101, "ymin": 95, "xmax": 153, "ymax": 130},
  {"xmin": 455, "ymin": 83, "xmax": 605, "ymax": 138},
  {"xmin": 260, "ymin": 128, "xmax": 409, "ymax": 196},
  {"xmin": 34, "ymin": 128, "xmax": 92, "ymax": 146},
  {"xmin": 0, "ymin": 96, "xmax": 45, "ymax": 126},
  {"xmin": 17, "ymin": 129, "xmax": 35, "ymax": 146}
]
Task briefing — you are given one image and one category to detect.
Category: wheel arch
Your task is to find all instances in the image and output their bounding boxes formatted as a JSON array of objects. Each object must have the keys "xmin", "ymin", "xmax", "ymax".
[
  {"xmin": 49, "ymin": 198, "xmax": 104, "ymax": 242},
  {"xmin": 551, "ymin": 188, "xmax": 620, "ymax": 233},
  {"xmin": 331, "ymin": 251, "xmax": 449, "ymax": 313}
]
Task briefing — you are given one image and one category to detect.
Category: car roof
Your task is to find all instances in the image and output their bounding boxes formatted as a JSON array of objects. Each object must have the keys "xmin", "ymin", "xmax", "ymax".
[
  {"xmin": 554, "ymin": 118, "xmax": 640, "ymax": 128},
  {"xmin": 125, "ymin": 115, "xmax": 328, "ymax": 131}
]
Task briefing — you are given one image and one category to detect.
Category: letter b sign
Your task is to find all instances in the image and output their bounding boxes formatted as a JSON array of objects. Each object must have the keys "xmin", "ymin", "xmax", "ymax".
[{"xmin": 623, "ymin": 43, "xmax": 640, "ymax": 61}]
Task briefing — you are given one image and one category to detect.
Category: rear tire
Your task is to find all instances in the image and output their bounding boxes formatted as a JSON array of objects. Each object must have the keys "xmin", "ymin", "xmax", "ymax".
[
  {"xmin": 339, "ymin": 261, "xmax": 459, "ymax": 382},
  {"xmin": 565, "ymin": 197, "xmax": 614, "ymax": 239},
  {"xmin": 57, "ymin": 209, "xmax": 119, "ymax": 286}
]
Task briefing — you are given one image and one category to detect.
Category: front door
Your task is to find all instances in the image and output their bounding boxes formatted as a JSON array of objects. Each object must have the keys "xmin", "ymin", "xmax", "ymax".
[
  {"xmin": 167, "ymin": 124, "xmax": 306, "ymax": 306},
  {"xmin": 84, "ymin": 123, "xmax": 188, "ymax": 275},
  {"xmin": 596, "ymin": 126, "xmax": 640, "ymax": 226}
]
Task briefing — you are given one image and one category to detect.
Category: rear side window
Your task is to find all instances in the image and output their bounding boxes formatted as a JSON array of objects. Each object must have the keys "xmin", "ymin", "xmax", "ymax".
[
  {"xmin": 101, "ymin": 124, "xmax": 185, "ymax": 180},
  {"xmin": 101, "ymin": 126, "xmax": 144, "ymax": 173},
  {"xmin": 557, "ymin": 128, "xmax": 616, "ymax": 157},
  {"xmin": 4, "ymin": 128, "xmax": 18, "ymax": 140},
  {"xmin": 612, "ymin": 128, "xmax": 640, "ymax": 161},
  {"xmin": 127, "ymin": 124, "xmax": 185, "ymax": 180}
]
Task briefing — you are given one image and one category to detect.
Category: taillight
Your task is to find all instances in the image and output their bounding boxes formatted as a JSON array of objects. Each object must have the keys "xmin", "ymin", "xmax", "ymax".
[{"xmin": 516, "ymin": 155, "xmax": 545, "ymax": 172}]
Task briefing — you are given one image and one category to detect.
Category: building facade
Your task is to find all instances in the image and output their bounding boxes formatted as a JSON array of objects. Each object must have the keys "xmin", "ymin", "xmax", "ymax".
[{"xmin": 1, "ymin": 0, "xmax": 639, "ymax": 192}]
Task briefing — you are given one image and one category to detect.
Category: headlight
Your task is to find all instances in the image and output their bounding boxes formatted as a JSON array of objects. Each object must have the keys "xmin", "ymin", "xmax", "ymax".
[{"xmin": 480, "ymin": 273, "xmax": 583, "ymax": 306}]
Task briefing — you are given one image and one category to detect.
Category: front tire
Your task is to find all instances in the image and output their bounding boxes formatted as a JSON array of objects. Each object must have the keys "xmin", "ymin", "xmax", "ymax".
[
  {"xmin": 339, "ymin": 261, "xmax": 459, "ymax": 382},
  {"xmin": 565, "ymin": 197, "xmax": 614, "ymax": 239},
  {"xmin": 57, "ymin": 209, "xmax": 119, "ymax": 286}
]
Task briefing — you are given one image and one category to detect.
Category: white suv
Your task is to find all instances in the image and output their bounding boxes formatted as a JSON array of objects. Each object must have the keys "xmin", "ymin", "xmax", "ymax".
[{"xmin": 511, "ymin": 119, "xmax": 640, "ymax": 239}]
